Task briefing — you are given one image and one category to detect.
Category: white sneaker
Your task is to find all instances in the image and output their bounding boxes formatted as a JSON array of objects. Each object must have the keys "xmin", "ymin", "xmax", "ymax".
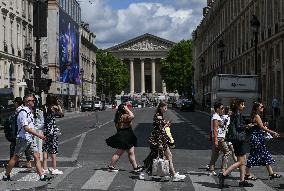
[
  {"xmin": 172, "ymin": 172, "xmax": 186, "ymax": 182},
  {"xmin": 51, "ymin": 169, "xmax": 63, "ymax": 175},
  {"xmin": 139, "ymin": 173, "xmax": 145, "ymax": 180},
  {"xmin": 42, "ymin": 169, "xmax": 49, "ymax": 175},
  {"xmin": 209, "ymin": 171, "xmax": 217, "ymax": 176}
]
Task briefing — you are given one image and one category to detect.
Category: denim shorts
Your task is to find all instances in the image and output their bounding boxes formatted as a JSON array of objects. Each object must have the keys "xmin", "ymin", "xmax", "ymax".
[{"xmin": 14, "ymin": 138, "xmax": 38, "ymax": 157}]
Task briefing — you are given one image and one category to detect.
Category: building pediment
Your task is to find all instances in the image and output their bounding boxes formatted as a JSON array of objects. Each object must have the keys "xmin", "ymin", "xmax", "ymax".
[{"xmin": 107, "ymin": 33, "xmax": 175, "ymax": 52}]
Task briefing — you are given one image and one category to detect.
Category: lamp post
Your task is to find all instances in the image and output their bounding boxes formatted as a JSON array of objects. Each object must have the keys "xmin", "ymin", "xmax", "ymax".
[
  {"xmin": 80, "ymin": 68, "xmax": 84, "ymax": 101},
  {"xmin": 217, "ymin": 39, "xmax": 225, "ymax": 74},
  {"xmin": 250, "ymin": 15, "xmax": 261, "ymax": 98},
  {"xmin": 91, "ymin": 73, "xmax": 94, "ymax": 102},
  {"xmin": 200, "ymin": 57, "xmax": 205, "ymax": 110},
  {"xmin": 250, "ymin": 15, "xmax": 260, "ymax": 75},
  {"xmin": 24, "ymin": 44, "xmax": 33, "ymax": 93}
]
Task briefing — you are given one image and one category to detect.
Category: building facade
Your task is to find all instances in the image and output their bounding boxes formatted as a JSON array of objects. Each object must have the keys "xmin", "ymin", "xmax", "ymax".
[
  {"xmin": 48, "ymin": 0, "xmax": 97, "ymax": 110},
  {"xmin": 0, "ymin": 0, "xmax": 34, "ymax": 98},
  {"xmin": 192, "ymin": 0, "xmax": 284, "ymax": 116},
  {"xmin": 107, "ymin": 33, "xmax": 175, "ymax": 96},
  {"xmin": 80, "ymin": 22, "xmax": 97, "ymax": 101}
]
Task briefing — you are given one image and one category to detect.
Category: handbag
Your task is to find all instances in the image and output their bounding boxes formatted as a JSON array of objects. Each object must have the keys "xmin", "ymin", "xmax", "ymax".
[
  {"xmin": 264, "ymin": 131, "xmax": 273, "ymax": 140},
  {"xmin": 152, "ymin": 150, "xmax": 170, "ymax": 177}
]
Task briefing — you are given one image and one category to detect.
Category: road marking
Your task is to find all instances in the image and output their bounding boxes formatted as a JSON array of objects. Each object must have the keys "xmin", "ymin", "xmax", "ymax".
[
  {"xmin": 187, "ymin": 171, "xmax": 219, "ymax": 191},
  {"xmin": 230, "ymin": 172, "xmax": 275, "ymax": 191},
  {"xmin": 72, "ymin": 132, "xmax": 87, "ymax": 159},
  {"xmin": 133, "ymin": 180, "xmax": 161, "ymax": 191},
  {"xmin": 0, "ymin": 168, "xmax": 27, "ymax": 178},
  {"xmin": 59, "ymin": 120, "xmax": 112, "ymax": 145},
  {"xmin": 81, "ymin": 170, "xmax": 118, "ymax": 190},
  {"xmin": 18, "ymin": 172, "xmax": 39, "ymax": 181},
  {"xmin": 48, "ymin": 167, "xmax": 77, "ymax": 189}
]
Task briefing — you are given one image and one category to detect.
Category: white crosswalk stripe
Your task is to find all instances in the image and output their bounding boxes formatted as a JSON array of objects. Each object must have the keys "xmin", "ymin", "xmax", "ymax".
[
  {"xmin": 230, "ymin": 172, "xmax": 276, "ymax": 191},
  {"xmin": 17, "ymin": 172, "xmax": 39, "ymax": 181},
  {"xmin": 0, "ymin": 168, "xmax": 27, "ymax": 179},
  {"xmin": 81, "ymin": 170, "xmax": 118, "ymax": 190}
]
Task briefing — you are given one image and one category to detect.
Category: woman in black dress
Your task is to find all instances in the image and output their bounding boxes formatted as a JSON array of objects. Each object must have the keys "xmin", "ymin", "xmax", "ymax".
[
  {"xmin": 106, "ymin": 103, "xmax": 143, "ymax": 172},
  {"xmin": 218, "ymin": 98, "xmax": 253, "ymax": 188}
]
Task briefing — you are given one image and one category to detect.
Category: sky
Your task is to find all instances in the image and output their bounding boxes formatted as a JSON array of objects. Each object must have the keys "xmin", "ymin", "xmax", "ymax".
[{"xmin": 79, "ymin": 0, "xmax": 207, "ymax": 49}]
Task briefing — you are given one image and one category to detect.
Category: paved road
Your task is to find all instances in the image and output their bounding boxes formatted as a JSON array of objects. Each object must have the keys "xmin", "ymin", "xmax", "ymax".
[{"xmin": 0, "ymin": 108, "xmax": 284, "ymax": 190}]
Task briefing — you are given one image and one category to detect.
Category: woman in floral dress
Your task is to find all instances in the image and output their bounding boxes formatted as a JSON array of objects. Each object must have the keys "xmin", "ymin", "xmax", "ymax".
[
  {"xmin": 245, "ymin": 101, "xmax": 281, "ymax": 180},
  {"xmin": 143, "ymin": 102, "xmax": 185, "ymax": 181},
  {"xmin": 42, "ymin": 95, "xmax": 64, "ymax": 175}
]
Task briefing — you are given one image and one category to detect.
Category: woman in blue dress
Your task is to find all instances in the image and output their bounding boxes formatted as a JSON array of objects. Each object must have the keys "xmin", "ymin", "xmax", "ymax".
[{"xmin": 245, "ymin": 101, "xmax": 281, "ymax": 180}]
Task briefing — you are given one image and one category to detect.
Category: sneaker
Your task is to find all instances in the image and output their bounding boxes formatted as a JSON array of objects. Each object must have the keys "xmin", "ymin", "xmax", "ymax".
[
  {"xmin": 39, "ymin": 175, "xmax": 51, "ymax": 181},
  {"xmin": 218, "ymin": 172, "xmax": 226, "ymax": 189},
  {"xmin": 51, "ymin": 169, "xmax": 63, "ymax": 175},
  {"xmin": 108, "ymin": 166, "xmax": 119, "ymax": 172},
  {"xmin": 134, "ymin": 165, "xmax": 143, "ymax": 173},
  {"xmin": 239, "ymin": 180, "xmax": 254, "ymax": 187},
  {"xmin": 139, "ymin": 173, "xmax": 145, "ymax": 180},
  {"xmin": 42, "ymin": 169, "xmax": 49, "ymax": 175},
  {"xmin": 2, "ymin": 175, "xmax": 12, "ymax": 181},
  {"xmin": 172, "ymin": 172, "xmax": 186, "ymax": 182},
  {"xmin": 209, "ymin": 170, "xmax": 217, "ymax": 176}
]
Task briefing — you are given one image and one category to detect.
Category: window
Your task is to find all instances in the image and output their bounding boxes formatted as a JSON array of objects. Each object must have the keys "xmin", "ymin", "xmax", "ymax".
[
  {"xmin": 10, "ymin": 21, "xmax": 13, "ymax": 47},
  {"xmin": 22, "ymin": 0, "xmax": 26, "ymax": 17},
  {"xmin": 17, "ymin": 23, "xmax": 20, "ymax": 49},
  {"xmin": 28, "ymin": 1, "xmax": 31, "ymax": 20}
]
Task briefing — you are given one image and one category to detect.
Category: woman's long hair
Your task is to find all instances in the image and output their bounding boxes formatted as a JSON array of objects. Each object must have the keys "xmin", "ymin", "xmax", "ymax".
[
  {"xmin": 45, "ymin": 94, "xmax": 58, "ymax": 115},
  {"xmin": 114, "ymin": 103, "xmax": 127, "ymax": 124},
  {"xmin": 250, "ymin": 101, "xmax": 262, "ymax": 122},
  {"xmin": 155, "ymin": 101, "xmax": 167, "ymax": 117},
  {"xmin": 230, "ymin": 98, "xmax": 245, "ymax": 114}
]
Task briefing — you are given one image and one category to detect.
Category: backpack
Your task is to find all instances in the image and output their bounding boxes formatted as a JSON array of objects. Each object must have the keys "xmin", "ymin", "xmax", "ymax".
[{"xmin": 3, "ymin": 109, "xmax": 27, "ymax": 142}]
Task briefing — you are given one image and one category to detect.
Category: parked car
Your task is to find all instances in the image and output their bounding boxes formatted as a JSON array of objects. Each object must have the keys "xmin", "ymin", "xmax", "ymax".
[
  {"xmin": 81, "ymin": 101, "xmax": 94, "ymax": 112},
  {"xmin": 94, "ymin": 100, "xmax": 103, "ymax": 111},
  {"xmin": 180, "ymin": 100, "xmax": 195, "ymax": 111}
]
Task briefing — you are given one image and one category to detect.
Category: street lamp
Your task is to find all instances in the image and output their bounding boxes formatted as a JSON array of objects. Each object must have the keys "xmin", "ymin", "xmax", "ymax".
[
  {"xmin": 24, "ymin": 44, "xmax": 33, "ymax": 93},
  {"xmin": 250, "ymin": 14, "xmax": 261, "ymax": 98},
  {"xmin": 250, "ymin": 15, "xmax": 260, "ymax": 75},
  {"xmin": 80, "ymin": 68, "xmax": 84, "ymax": 101},
  {"xmin": 200, "ymin": 57, "xmax": 205, "ymax": 110},
  {"xmin": 217, "ymin": 40, "xmax": 225, "ymax": 74},
  {"xmin": 91, "ymin": 73, "xmax": 94, "ymax": 101}
]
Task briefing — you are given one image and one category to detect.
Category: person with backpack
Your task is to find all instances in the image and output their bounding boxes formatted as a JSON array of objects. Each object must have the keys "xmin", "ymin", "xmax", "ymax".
[
  {"xmin": 2, "ymin": 94, "xmax": 49, "ymax": 181},
  {"xmin": 4, "ymin": 97, "xmax": 32, "ymax": 168}
]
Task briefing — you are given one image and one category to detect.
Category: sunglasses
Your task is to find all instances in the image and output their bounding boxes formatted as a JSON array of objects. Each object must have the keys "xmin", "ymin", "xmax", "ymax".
[{"xmin": 27, "ymin": 99, "xmax": 35, "ymax": 102}]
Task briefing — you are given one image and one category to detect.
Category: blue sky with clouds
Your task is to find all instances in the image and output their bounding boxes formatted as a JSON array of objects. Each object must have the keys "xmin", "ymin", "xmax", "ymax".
[{"xmin": 79, "ymin": 0, "xmax": 207, "ymax": 48}]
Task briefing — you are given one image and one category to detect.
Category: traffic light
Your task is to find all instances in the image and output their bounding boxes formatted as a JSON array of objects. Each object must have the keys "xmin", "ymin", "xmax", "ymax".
[
  {"xmin": 39, "ymin": 78, "xmax": 52, "ymax": 93},
  {"xmin": 25, "ymin": 79, "xmax": 34, "ymax": 92}
]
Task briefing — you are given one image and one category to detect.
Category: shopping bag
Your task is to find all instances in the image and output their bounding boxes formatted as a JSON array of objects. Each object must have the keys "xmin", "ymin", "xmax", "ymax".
[{"xmin": 152, "ymin": 157, "xmax": 170, "ymax": 176}]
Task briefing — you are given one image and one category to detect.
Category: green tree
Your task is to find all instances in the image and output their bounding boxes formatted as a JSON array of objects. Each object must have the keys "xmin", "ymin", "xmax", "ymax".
[
  {"xmin": 96, "ymin": 49, "xmax": 129, "ymax": 100},
  {"xmin": 160, "ymin": 40, "xmax": 193, "ymax": 98}
]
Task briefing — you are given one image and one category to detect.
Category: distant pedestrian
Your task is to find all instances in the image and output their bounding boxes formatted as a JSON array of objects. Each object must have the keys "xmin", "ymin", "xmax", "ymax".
[
  {"xmin": 245, "ymin": 101, "xmax": 281, "ymax": 180},
  {"xmin": 106, "ymin": 103, "xmax": 143, "ymax": 172},
  {"xmin": 218, "ymin": 99, "xmax": 254, "ymax": 188},
  {"xmin": 42, "ymin": 94, "xmax": 64, "ymax": 175},
  {"xmin": 2, "ymin": 94, "xmax": 48, "ymax": 181},
  {"xmin": 143, "ymin": 101, "xmax": 186, "ymax": 181},
  {"xmin": 272, "ymin": 98, "xmax": 280, "ymax": 119}
]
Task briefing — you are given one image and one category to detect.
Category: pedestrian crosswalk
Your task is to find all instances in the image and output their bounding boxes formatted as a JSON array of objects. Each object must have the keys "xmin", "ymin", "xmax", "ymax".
[{"xmin": 1, "ymin": 167, "xmax": 283, "ymax": 190}]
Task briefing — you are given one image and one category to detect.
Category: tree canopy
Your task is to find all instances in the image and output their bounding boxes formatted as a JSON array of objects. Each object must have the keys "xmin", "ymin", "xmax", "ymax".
[
  {"xmin": 96, "ymin": 49, "xmax": 129, "ymax": 100},
  {"xmin": 160, "ymin": 40, "xmax": 193, "ymax": 98}
]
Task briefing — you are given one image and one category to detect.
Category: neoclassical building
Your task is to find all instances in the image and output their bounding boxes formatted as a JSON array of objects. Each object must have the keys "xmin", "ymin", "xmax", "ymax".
[
  {"xmin": 192, "ymin": 0, "xmax": 284, "ymax": 115},
  {"xmin": 107, "ymin": 33, "xmax": 175, "ymax": 95},
  {"xmin": 0, "ymin": 0, "xmax": 34, "ymax": 98}
]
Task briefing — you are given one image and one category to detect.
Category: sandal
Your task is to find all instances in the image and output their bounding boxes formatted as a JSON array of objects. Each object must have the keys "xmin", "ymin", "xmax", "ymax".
[
  {"xmin": 269, "ymin": 173, "xmax": 282, "ymax": 180},
  {"xmin": 244, "ymin": 174, "xmax": 258, "ymax": 181}
]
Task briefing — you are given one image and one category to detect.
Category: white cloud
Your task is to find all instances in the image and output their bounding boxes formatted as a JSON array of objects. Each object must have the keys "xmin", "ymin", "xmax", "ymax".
[{"xmin": 80, "ymin": 0, "xmax": 206, "ymax": 49}]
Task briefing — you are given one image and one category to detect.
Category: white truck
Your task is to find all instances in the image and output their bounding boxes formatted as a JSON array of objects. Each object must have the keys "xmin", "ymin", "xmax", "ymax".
[{"xmin": 211, "ymin": 74, "xmax": 259, "ymax": 118}]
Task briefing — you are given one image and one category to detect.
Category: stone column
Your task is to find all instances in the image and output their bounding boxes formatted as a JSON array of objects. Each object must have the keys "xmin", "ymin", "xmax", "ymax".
[
  {"xmin": 151, "ymin": 58, "xmax": 156, "ymax": 93},
  {"xmin": 141, "ymin": 59, "xmax": 145, "ymax": 93},
  {"xmin": 130, "ymin": 59, "xmax": 134, "ymax": 96}
]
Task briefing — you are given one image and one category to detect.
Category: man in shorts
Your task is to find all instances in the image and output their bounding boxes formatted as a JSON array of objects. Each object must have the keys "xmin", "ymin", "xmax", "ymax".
[{"xmin": 2, "ymin": 94, "xmax": 48, "ymax": 181}]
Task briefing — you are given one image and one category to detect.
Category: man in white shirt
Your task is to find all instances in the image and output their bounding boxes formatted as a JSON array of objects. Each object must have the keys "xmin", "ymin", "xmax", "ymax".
[{"xmin": 3, "ymin": 94, "xmax": 48, "ymax": 181}]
